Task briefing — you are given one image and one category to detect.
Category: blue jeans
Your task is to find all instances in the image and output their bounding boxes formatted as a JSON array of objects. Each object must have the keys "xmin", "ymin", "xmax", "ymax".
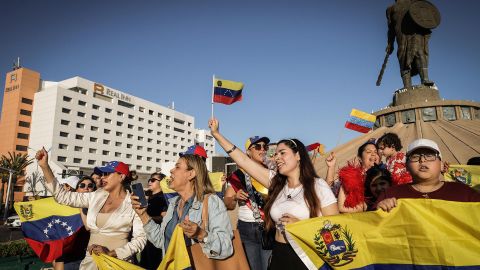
[{"xmin": 237, "ymin": 220, "xmax": 272, "ymax": 270}]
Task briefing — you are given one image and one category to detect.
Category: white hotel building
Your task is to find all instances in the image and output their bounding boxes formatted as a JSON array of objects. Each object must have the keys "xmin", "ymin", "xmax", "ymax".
[{"xmin": 26, "ymin": 75, "xmax": 215, "ymax": 181}]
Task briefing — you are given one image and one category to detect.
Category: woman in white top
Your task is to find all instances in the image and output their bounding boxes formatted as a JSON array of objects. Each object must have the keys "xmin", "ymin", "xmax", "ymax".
[
  {"xmin": 209, "ymin": 118, "xmax": 339, "ymax": 270},
  {"xmin": 36, "ymin": 148, "xmax": 146, "ymax": 270}
]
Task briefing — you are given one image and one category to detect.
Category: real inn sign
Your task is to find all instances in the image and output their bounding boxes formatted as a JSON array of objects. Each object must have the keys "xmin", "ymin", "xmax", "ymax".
[{"xmin": 93, "ymin": 83, "xmax": 132, "ymax": 103}]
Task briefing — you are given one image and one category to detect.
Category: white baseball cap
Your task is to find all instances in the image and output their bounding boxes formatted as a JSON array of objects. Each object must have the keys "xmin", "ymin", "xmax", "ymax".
[
  {"xmin": 406, "ymin": 139, "xmax": 442, "ymax": 160},
  {"xmin": 58, "ymin": 176, "xmax": 80, "ymax": 189}
]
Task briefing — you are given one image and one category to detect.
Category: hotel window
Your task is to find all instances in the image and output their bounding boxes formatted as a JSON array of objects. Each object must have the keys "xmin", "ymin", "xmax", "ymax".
[
  {"xmin": 104, "ymin": 129, "xmax": 111, "ymax": 134},
  {"xmin": 138, "ymin": 136, "xmax": 144, "ymax": 141},
  {"xmin": 127, "ymin": 144, "xmax": 133, "ymax": 149},
  {"xmin": 57, "ymin": 156, "xmax": 67, "ymax": 162},
  {"xmin": 75, "ymin": 134, "xmax": 84, "ymax": 140},
  {"xmin": 103, "ymin": 139, "xmax": 110, "ymax": 145},
  {"xmin": 137, "ymin": 155, "xmax": 143, "ymax": 160},
  {"xmin": 127, "ymin": 134, "xmax": 133, "ymax": 139},
  {"xmin": 187, "ymin": 122, "xmax": 192, "ymax": 127},
  {"xmin": 74, "ymin": 146, "xmax": 83, "ymax": 151},
  {"xmin": 401, "ymin": 109, "xmax": 416, "ymax": 124},
  {"xmin": 61, "ymin": 108, "xmax": 70, "ymax": 114},
  {"xmin": 91, "ymin": 115, "xmax": 99, "ymax": 120},
  {"xmin": 117, "ymin": 111, "xmax": 124, "ymax": 117},
  {"xmin": 77, "ymin": 123, "xmax": 85, "ymax": 128},
  {"xmin": 63, "ymin": 96, "xmax": 72, "ymax": 102},
  {"xmin": 139, "ymin": 117, "xmax": 144, "ymax": 122},
  {"xmin": 147, "ymin": 148, "xmax": 152, "ymax": 152},
  {"xmin": 22, "ymin": 97, "xmax": 33, "ymax": 105},
  {"xmin": 89, "ymin": 148, "xmax": 96, "ymax": 154},
  {"xmin": 461, "ymin": 107, "xmax": 471, "ymax": 120},
  {"xmin": 187, "ymin": 131, "xmax": 192, "ymax": 135},
  {"xmin": 60, "ymin": 131, "xmax": 69, "ymax": 137},
  {"xmin": 128, "ymin": 114, "xmax": 134, "ymax": 119},
  {"xmin": 385, "ymin": 113, "xmax": 396, "ymax": 127},
  {"xmin": 442, "ymin": 107, "xmax": 456, "ymax": 120},
  {"xmin": 136, "ymin": 165, "xmax": 142, "ymax": 170},
  {"xmin": 137, "ymin": 146, "xmax": 143, "ymax": 150},
  {"xmin": 147, "ymin": 138, "xmax": 152, "ymax": 143},
  {"xmin": 146, "ymin": 166, "xmax": 152, "ymax": 171},
  {"xmin": 149, "ymin": 110, "xmax": 154, "ymax": 115},
  {"xmin": 165, "ymin": 151, "xmax": 170, "ymax": 155},
  {"xmin": 19, "ymin": 108, "xmax": 32, "ymax": 116},
  {"xmin": 128, "ymin": 124, "xmax": 133, "ymax": 129},
  {"xmin": 77, "ymin": 112, "xmax": 86, "ymax": 118},
  {"xmin": 139, "ymin": 107, "xmax": 145, "ymax": 113},
  {"xmin": 174, "ymin": 135, "xmax": 178, "ymax": 139},
  {"xmin": 116, "ymin": 131, "xmax": 123, "ymax": 136},
  {"xmin": 157, "ymin": 123, "xmax": 162, "ymax": 127},
  {"xmin": 91, "ymin": 126, "xmax": 98, "ymax": 131},
  {"xmin": 157, "ymin": 140, "xmax": 161, "ymax": 145},
  {"xmin": 147, "ymin": 157, "xmax": 152, "ymax": 161},
  {"xmin": 115, "ymin": 142, "xmax": 122, "ymax": 146},
  {"xmin": 165, "ymin": 142, "xmax": 170, "ymax": 146},
  {"xmin": 102, "ymin": 150, "xmax": 109, "ymax": 155},
  {"xmin": 59, "ymin": 144, "xmax": 68, "ymax": 150},
  {"xmin": 148, "ymin": 129, "xmax": 153, "ymax": 134},
  {"xmin": 166, "ymin": 116, "xmax": 171, "ymax": 120},
  {"xmin": 92, "ymin": 104, "xmax": 100, "ymax": 110},
  {"xmin": 105, "ymin": 118, "xmax": 112, "ymax": 124},
  {"xmin": 173, "ymin": 144, "xmax": 178, "ymax": 148},
  {"xmin": 126, "ymin": 154, "xmax": 132, "ymax": 158},
  {"xmin": 165, "ymin": 134, "xmax": 170, "ymax": 138},
  {"xmin": 156, "ymin": 158, "xmax": 161, "ymax": 162},
  {"xmin": 188, "ymin": 139, "xmax": 192, "ymax": 143},
  {"xmin": 166, "ymin": 125, "xmax": 171, "ymax": 129},
  {"xmin": 156, "ymin": 149, "xmax": 161, "ymax": 154},
  {"xmin": 115, "ymin": 152, "xmax": 121, "ymax": 157},
  {"xmin": 90, "ymin": 137, "xmax": 98, "ymax": 142},
  {"xmin": 157, "ymin": 131, "xmax": 161, "ymax": 135},
  {"xmin": 157, "ymin": 112, "xmax": 162, "ymax": 117},
  {"xmin": 61, "ymin": 120, "xmax": 70, "ymax": 126},
  {"xmin": 78, "ymin": 100, "xmax": 87, "ymax": 106},
  {"xmin": 17, "ymin": 133, "xmax": 29, "ymax": 139},
  {"xmin": 15, "ymin": 145, "xmax": 27, "ymax": 151},
  {"xmin": 73, "ymin": 158, "xmax": 81, "ymax": 164},
  {"xmin": 148, "ymin": 120, "xmax": 153, "ymax": 124},
  {"xmin": 105, "ymin": 108, "xmax": 112, "ymax": 113},
  {"xmin": 88, "ymin": 160, "xmax": 95, "ymax": 165},
  {"xmin": 138, "ymin": 127, "xmax": 144, "ymax": 131},
  {"xmin": 19, "ymin": 121, "xmax": 30, "ymax": 128},
  {"xmin": 421, "ymin": 107, "xmax": 437, "ymax": 121}
]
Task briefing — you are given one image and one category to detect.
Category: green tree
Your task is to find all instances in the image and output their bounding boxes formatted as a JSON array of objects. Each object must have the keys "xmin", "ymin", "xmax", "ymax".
[{"xmin": 0, "ymin": 152, "xmax": 33, "ymax": 213}]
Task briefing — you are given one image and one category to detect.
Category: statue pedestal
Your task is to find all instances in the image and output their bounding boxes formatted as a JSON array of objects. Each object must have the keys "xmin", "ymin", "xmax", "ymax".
[{"xmin": 393, "ymin": 85, "xmax": 441, "ymax": 106}]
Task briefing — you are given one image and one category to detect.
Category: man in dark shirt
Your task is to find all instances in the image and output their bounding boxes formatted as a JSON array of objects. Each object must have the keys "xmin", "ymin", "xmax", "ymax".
[{"xmin": 376, "ymin": 139, "xmax": 480, "ymax": 211}]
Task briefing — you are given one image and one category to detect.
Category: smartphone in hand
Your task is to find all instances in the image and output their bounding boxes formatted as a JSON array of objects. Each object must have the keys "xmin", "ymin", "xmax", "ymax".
[{"xmin": 131, "ymin": 183, "xmax": 148, "ymax": 208}]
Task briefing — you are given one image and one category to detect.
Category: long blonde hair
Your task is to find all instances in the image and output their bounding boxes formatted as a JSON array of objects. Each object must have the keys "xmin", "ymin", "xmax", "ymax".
[{"xmin": 181, "ymin": 155, "xmax": 215, "ymax": 201}]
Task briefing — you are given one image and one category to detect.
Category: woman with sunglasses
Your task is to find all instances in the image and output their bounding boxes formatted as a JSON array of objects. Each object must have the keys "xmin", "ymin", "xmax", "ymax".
[
  {"xmin": 209, "ymin": 118, "xmax": 338, "ymax": 270},
  {"xmin": 224, "ymin": 136, "xmax": 271, "ymax": 270},
  {"xmin": 35, "ymin": 148, "xmax": 146, "ymax": 270},
  {"xmin": 139, "ymin": 172, "xmax": 168, "ymax": 270}
]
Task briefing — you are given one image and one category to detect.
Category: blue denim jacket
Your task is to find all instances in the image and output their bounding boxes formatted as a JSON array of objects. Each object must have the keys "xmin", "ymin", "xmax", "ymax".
[{"xmin": 144, "ymin": 194, "xmax": 233, "ymax": 259}]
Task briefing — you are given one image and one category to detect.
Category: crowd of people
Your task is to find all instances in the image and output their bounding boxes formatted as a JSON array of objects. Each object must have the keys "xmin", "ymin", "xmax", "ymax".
[{"xmin": 30, "ymin": 119, "xmax": 480, "ymax": 270}]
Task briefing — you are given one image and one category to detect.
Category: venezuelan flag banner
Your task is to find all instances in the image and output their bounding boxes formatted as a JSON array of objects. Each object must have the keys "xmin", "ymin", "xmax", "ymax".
[
  {"xmin": 285, "ymin": 199, "xmax": 480, "ymax": 270},
  {"xmin": 161, "ymin": 172, "xmax": 226, "ymax": 201},
  {"xmin": 14, "ymin": 197, "xmax": 83, "ymax": 262},
  {"xmin": 92, "ymin": 253, "xmax": 145, "ymax": 270},
  {"xmin": 444, "ymin": 165, "xmax": 480, "ymax": 188},
  {"xmin": 158, "ymin": 225, "xmax": 192, "ymax": 270},
  {"xmin": 213, "ymin": 78, "xmax": 244, "ymax": 105},
  {"xmin": 345, "ymin": 109, "xmax": 376, "ymax": 133}
]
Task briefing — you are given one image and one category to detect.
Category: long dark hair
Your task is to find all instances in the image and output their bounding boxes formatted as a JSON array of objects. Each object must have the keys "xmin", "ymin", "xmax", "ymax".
[{"xmin": 264, "ymin": 139, "xmax": 321, "ymax": 230}]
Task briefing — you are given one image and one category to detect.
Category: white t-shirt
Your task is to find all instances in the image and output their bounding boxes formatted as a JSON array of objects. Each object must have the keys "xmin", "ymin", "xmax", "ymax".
[
  {"xmin": 269, "ymin": 171, "xmax": 337, "ymax": 224},
  {"xmin": 227, "ymin": 182, "xmax": 257, "ymax": 222}
]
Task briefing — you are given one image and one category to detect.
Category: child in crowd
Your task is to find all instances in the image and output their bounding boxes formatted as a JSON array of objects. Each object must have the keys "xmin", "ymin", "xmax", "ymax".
[{"xmin": 376, "ymin": 133, "xmax": 412, "ymax": 185}]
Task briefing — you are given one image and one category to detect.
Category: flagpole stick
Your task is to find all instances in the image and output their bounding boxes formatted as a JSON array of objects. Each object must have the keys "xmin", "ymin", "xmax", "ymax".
[
  {"xmin": 334, "ymin": 127, "xmax": 345, "ymax": 150},
  {"xmin": 211, "ymin": 74, "xmax": 215, "ymax": 119}
]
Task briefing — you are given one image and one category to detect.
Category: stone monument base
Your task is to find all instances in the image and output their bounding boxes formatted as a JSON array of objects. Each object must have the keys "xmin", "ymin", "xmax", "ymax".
[{"xmin": 393, "ymin": 85, "xmax": 441, "ymax": 106}]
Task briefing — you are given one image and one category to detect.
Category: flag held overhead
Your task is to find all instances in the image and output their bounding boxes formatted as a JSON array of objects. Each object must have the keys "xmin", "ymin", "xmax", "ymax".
[
  {"xmin": 213, "ymin": 78, "xmax": 244, "ymax": 105},
  {"xmin": 345, "ymin": 109, "xmax": 376, "ymax": 133}
]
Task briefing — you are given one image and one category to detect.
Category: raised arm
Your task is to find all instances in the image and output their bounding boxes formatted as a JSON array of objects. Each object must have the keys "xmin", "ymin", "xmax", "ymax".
[
  {"xmin": 209, "ymin": 118, "xmax": 271, "ymax": 188},
  {"xmin": 325, "ymin": 152, "xmax": 337, "ymax": 187}
]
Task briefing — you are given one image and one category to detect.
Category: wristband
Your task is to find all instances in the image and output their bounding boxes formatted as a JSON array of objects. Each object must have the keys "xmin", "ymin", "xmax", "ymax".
[{"xmin": 226, "ymin": 145, "xmax": 237, "ymax": 154}]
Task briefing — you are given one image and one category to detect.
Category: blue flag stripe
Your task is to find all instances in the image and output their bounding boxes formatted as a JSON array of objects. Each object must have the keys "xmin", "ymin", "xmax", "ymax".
[{"xmin": 21, "ymin": 214, "xmax": 83, "ymax": 242}]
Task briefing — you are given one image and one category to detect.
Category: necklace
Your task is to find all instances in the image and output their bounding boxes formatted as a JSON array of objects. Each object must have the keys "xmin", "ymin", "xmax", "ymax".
[{"xmin": 284, "ymin": 185, "xmax": 303, "ymax": 200}]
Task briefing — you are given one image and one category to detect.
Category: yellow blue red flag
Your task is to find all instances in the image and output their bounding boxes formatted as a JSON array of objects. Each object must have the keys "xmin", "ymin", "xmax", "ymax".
[
  {"xmin": 444, "ymin": 165, "xmax": 480, "ymax": 188},
  {"xmin": 285, "ymin": 199, "xmax": 480, "ymax": 270},
  {"xmin": 345, "ymin": 109, "xmax": 376, "ymax": 133},
  {"xmin": 14, "ymin": 197, "xmax": 84, "ymax": 262},
  {"xmin": 92, "ymin": 253, "xmax": 145, "ymax": 270},
  {"xmin": 213, "ymin": 78, "xmax": 244, "ymax": 105},
  {"xmin": 161, "ymin": 172, "xmax": 226, "ymax": 201},
  {"xmin": 157, "ymin": 225, "xmax": 192, "ymax": 270}
]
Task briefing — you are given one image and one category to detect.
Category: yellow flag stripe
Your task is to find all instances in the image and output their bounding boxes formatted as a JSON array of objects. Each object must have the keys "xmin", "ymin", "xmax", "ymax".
[
  {"xmin": 214, "ymin": 78, "xmax": 244, "ymax": 91},
  {"xmin": 14, "ymin": 197, "xmax": 80, "ymax": 222},
  {"xmin": 350, "ymin": 109, "xmax": 376, "ymax": 123}
]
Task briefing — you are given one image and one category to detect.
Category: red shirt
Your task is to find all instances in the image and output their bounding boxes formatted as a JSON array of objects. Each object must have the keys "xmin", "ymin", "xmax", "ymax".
[
  {"xmin": 376, "ymin": 181, "xmax": 480, "ymax": 205},
  {"xmin": 386, "ymin": 151, "xmax": 412, "ymax": 185}
]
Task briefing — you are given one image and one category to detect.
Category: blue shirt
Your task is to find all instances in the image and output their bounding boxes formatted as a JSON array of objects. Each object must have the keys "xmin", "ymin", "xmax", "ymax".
[{"xmin": 164, "ymin": 196, "xmax": 194, "ymax": 251}]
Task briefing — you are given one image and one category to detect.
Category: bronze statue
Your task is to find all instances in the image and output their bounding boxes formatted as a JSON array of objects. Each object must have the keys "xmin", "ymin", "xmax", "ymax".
[{"xmin": 378, "ymin": 0, "xmax": 440, "ymax": 89}]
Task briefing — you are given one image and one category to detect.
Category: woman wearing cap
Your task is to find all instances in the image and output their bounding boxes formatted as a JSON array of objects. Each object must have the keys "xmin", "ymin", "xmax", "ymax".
[
  {"xmin": 224, "ymin": 136, "xmax": 271, "ymax": 270},
  {"xmin": 131, "ymin": 145, "xmax": 233, "ymax": 261},
  {"xmin": 376, "ymin": 139, "xmax": 480, "ymax": 211},
  {"xmin": 35, "ymin": 148, "xmax": 146, "ymax": 270},
  {"xmin": 209, "ymin": 119, "xmax": 338, "ymax": 270},
  {"xmin": 326, "ymin": 139, "xmax": 380, "ymax": 213}
]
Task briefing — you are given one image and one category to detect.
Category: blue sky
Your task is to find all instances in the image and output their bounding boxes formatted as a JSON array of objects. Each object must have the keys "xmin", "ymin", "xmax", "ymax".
[{"xmin": 1, "ymin": 0, "xmax": 479, "ymax": 153}]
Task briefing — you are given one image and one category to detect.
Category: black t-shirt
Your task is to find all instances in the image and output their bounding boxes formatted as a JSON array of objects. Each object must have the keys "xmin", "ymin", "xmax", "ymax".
[{"xmin": 147, "ymin": 192, "xmax": 168, "ymax": 223}]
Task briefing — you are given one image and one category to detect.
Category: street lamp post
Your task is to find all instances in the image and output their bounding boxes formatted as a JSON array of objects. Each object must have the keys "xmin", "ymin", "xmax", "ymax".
[{"xmin": 1, "ymin": 166, "xmax": 15, "ymax": 220}]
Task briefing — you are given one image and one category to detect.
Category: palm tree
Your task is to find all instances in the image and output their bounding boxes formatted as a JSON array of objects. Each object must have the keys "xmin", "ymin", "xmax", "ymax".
[{"xmin": 0, "ymin": 152, "xmax": 33, "ymax": 213}]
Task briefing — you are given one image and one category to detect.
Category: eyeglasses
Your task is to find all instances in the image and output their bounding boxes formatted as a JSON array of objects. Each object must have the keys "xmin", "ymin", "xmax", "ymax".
[
  {"xmin": 78, "ymin": 183, "xmax": 95, "ymax": 189},
  {"xmin": 408, "ymin": 153, "xmax": 439, "ymax": 162},
  {"xmin": 250, "ymin": 144, "xmax": 269, "ymax": 151},
  {"xmin": 148, "ymin": 178, "xmax": 160, "ymax": 183}
]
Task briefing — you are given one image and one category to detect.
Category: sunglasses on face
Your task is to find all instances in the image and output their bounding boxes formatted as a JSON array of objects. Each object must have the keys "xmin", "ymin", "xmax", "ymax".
[
  {"xmin": 79, "ymin": 183, "xmax": 95, "ymax": 189},
  {"xmin": 250, "ymin": 144, "xmax": 269, "ymax": 151},
  {"xmin": 148, "ymin": 178, "xmax": 160, "ymax": 183}
]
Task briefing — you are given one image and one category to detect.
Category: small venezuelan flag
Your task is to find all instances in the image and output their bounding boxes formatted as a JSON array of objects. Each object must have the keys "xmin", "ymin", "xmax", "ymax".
[
  {"xmin": 345, "ymin": 109, "xmax": 376, "ymax": 133},
  {"xmin": 213, "ymin": 78, "xmax": 244, "ymax": 105}
]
